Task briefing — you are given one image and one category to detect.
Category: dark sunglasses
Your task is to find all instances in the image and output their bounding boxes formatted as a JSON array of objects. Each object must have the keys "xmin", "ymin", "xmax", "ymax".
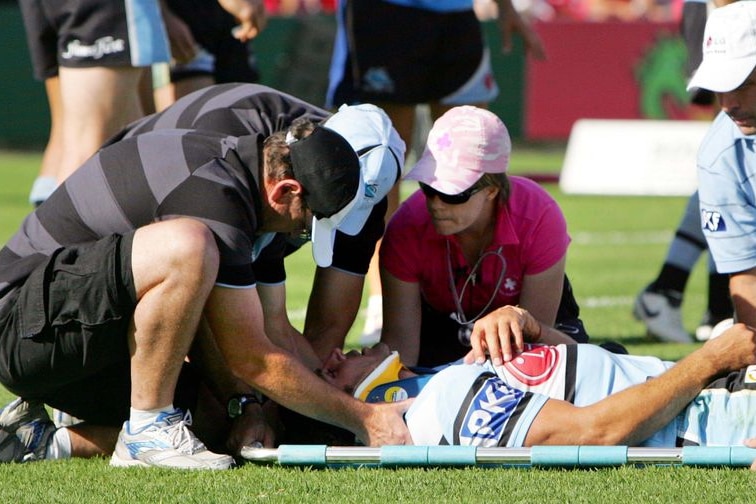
[{"xmin": 419, "ymin": 182, "xmax": 483, "ymax": 205}]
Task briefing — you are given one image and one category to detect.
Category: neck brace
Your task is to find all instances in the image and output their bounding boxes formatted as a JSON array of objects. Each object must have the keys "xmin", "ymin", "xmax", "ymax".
[{"xmin": 353, "ymin": 351, "xmax": 404, "ymax": 401}]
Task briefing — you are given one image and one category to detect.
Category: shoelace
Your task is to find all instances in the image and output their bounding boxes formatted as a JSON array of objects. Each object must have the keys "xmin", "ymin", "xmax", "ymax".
[{"xmin": 156, "ymin": 410, "xmax": 207, "ymax": 455}]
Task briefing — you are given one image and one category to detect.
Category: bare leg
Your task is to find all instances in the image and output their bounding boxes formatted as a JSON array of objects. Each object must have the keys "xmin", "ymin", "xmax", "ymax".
[
  {"xmin": 154, "ymin": 74, "xmax": 215, "ymax": 112},
  {"xmin": 128, "ymin": 218, "xmax": 219, "ymax": 410},
  {"xmin": 67, "ymin": 424, "xmax": 120, "ymax": 458},
  {"xmin": 57, "ymin": 66, "xmax": 145, "ymax": 183},
  {"xmin": 29, "ymin": 77, "xmax": 65, "ymax": 204},
  {"xmin": 39, "ymin": 76, "xmax": 64, "ymax": 180}
]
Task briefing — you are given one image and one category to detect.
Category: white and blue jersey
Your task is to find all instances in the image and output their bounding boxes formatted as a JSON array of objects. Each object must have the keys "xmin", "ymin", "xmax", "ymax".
[
  {"xmin": 697, "ymin": 111, "xmax": 756, "ymax": 274},
  {"xmin": 403, "ymin": 343, "xmax": 756, "ymax": 447}
]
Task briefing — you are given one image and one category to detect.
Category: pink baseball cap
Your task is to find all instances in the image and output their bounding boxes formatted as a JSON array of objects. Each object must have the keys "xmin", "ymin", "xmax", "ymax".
[{"xmin": 405, "ymin": 106, "xmax": 511, "ymax": 194}]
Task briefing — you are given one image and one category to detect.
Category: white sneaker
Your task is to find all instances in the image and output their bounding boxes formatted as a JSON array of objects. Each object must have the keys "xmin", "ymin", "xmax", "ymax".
[
  {"xmin": 633, "ymin": 288, "xmax": 693, "ymax": 343},
  {"xmin": 110, "ymin": 409, "xmax": 233, "ymax": 470},
  {"xmin": 0, "ymin": 398, "xmax": 56, "ymax": 462},
  {"xmin": 708, "ymin": 318, "xmax": 735, "ymax": 340},
  {"xmin": 695, "ymin": 313, "xmax": 734, "ymax": 341}
]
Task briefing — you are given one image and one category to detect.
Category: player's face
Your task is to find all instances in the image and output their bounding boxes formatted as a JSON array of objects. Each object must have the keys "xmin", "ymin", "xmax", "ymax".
[
  {"xmin": 319, "ymin": 343, "xmax": 393, "ymax": 393},
  {"xmin": 719, "ymin": 66, "xmax": 756, "ymax": 136},
  {"xmin": 423, "ymin": 186, "xmax": 498, "ymax": 236}
]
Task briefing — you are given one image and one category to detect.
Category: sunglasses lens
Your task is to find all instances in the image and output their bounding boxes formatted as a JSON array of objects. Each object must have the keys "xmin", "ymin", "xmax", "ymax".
[{"xmin": 419, "ymin": 183, "xmax": 473, "ymax": 205}]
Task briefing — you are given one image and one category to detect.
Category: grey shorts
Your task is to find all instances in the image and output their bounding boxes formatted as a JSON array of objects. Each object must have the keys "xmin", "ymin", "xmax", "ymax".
[
  {"xmin": 19, "ymin": 0, "xmax": 170, "ymax": 80},
  {"xmin": 0, "ymin": 233, "xmax": 137, "ymax": 425}
]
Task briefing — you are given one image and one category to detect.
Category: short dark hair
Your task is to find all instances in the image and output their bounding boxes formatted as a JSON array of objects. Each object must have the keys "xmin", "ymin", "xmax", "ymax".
[{"xmin": 262, "ymin": 118, "xmax": 317, "ymax": 181}]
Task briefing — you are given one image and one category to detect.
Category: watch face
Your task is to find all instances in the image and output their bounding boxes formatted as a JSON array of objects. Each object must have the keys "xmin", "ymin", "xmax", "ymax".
[
  {"xmin": 228, "ymin": 393, "xmax": 263, "ymax": 419},
  {"xmin": 228, "ymin": 398, "xmax": 243, "ymax": 418}
]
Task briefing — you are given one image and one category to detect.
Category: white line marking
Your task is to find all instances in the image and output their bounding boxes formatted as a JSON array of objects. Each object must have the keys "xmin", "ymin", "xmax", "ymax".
[{"xmin": 571, "ymin": 230, "xmax": 672, "ymax": 245}]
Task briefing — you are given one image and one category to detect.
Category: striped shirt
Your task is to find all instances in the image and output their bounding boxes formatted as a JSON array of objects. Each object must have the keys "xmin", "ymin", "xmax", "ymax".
[
  {"xmin": 108, "ymin": 83, "xmax": 330, "ymax": 143},
  {"xmin": 0, "ymin": 129, "xmax": 263, "ymax": 304},
  {"xmin": 106, "ymin": 82, "xmax": 385, "ymax": 280}
]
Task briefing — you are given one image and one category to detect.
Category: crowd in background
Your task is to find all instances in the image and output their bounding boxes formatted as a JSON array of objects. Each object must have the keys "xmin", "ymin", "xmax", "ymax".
[{"xmin": 264, "ymin": 0, "xmax": 683, "ymax": 22}]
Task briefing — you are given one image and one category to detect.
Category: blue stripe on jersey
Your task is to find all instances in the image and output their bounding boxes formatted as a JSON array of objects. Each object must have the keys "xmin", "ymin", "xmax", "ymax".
[
  {"xmin": 124, "ymin": 0, "xmax": 170, "ymax": 66},
  {"xmin": 455, "ymin": 373, "xmax": 528, "ymax": 446}
]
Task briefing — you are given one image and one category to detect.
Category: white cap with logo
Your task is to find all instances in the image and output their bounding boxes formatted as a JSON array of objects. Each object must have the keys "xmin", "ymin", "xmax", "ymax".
[
  {"xmin": 687, "ymin": 2, "xmax": 756, "ymax": 93},
  {"xmin": 310, "ymin": 103, "xmax": 406, "ymax": 267}
]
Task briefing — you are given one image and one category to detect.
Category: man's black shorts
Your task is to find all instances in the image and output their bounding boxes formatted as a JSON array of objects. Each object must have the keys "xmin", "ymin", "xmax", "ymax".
[
  {"xmin": 330, "ymin": 0, "xmax": 485, "ymax": 105},
  {"xmin": 19, "ymin": 0, "xmax": 169, "ymax": 80},
  {"xmin": 0, "ymin": 233, "xmax": 137, "ymax": 425}
]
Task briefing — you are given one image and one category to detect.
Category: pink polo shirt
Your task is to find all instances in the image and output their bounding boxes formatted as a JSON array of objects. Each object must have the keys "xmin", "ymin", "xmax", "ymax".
[{"xmin": 380, "ymin": 176, "xmax": 570, "ymax": 318}]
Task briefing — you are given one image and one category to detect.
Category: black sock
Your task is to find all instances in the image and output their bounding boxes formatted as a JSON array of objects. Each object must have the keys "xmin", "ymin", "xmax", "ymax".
[
  {"xmin": 650, "ymin": 264, "xmax": 689, "ymax": 294},
  {"xmin": 707, "ymin": 273, "xmax": 733, "ymax": 320}
]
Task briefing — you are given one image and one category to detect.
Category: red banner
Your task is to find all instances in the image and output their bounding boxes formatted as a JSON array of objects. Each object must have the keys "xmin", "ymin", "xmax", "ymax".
[{"xmin": 524, "ymin": 21, "xmax": 706, "ymax": 140}]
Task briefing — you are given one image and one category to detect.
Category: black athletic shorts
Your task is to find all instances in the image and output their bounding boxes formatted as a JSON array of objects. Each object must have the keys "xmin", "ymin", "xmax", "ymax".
[
  {"xmin": 329, "ymin": 0, "xmax": 487, "ymax": 105},
  {"xmin": 0, "ymin": 233, "xmax": 137, "ymax": 425},
  {"xmin": 19, "ymin": 0, "xmax": 169, "ymax": 81}
]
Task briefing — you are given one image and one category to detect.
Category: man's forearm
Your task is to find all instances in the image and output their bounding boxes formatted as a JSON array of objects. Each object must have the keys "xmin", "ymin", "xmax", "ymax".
[
  {"xmin": 730, "ymin": 271, "xmax": 756, "ymax": 327},
  {"xmin": 586, "ymin": 350, "xmax": 720, "ymax": 445},
  {"xmin": 581, "ymin": 325, "xmax": 756, "ymax": 445},
  {"xmin": 233, "ymin": 347, "xmax": 375, "ymax": 442},
  {"xmin": 303, "ymin": 267, "xmax": 363, "ymax": 360}
]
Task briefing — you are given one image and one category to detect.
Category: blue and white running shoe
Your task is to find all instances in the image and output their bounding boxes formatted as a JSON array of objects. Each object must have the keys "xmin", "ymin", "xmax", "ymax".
[
  {"xmin": 0, "ymin": 398, "xmax": 56, "ymax": 462},
  {"xmin": 110, "ymin": 409, "xmax": 233, "ymax": 470}
]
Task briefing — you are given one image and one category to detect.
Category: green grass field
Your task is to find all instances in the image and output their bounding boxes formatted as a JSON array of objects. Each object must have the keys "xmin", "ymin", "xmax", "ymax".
[{"xmin": 0, "ymin": 147, "xmax": 750, "ymax": 503}]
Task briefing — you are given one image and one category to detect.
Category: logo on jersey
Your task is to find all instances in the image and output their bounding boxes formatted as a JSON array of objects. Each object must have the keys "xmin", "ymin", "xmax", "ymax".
[
  {"xmin": 363, "ymin": 67, "xmax": 395, "ymax": 94},
  {"xmin": 701, "ymin": 208, "xmax": 726, "ymax": 232},
  {"xmin": 745, "ymin": 365, "xmax": 756, "ymax": 384},
  {"xmin": 380, "ymin": 386, "xmax": 409, "ymax": 402},
  {"xmin": 503, "ymin": 345, "xmax": 559, "ymax": 386},
  {"xmin": 504, "ymin": 278, "xmax": 517, "ymax": 292},
  {"xmin": 459, "ymin": 376, "xmax": 524, "ymax": 446},
  {"xmin": 61, "ymin": 37, "xmax": 126, "ymax": 60}
]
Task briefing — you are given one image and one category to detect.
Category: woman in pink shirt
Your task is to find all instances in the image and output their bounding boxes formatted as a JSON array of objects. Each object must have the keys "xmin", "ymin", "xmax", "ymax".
[{"xmin": 380, "ymin": 106, "xmax": 589, "ymax": 367}]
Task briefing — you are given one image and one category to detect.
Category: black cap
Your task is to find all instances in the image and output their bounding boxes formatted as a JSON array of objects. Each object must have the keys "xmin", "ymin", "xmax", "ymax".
[{"xmin": 288, "ymin": 127, "xmax": 360, "ymax": 219}]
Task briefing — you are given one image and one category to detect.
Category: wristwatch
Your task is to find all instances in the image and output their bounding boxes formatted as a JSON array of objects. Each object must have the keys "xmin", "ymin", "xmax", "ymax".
[{"xmin": 227, "ymin": 392, "xmax": 265, "ymax": 419}]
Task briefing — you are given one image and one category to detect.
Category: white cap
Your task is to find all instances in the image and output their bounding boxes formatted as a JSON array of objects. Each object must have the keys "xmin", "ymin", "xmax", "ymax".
[
  {"xmin": 310, "ymin": 103, "xmax": 406, "ymax": 267},
  {"xmin": 687, "ymin": 2, "xmax": 756, "ymax": 93}
]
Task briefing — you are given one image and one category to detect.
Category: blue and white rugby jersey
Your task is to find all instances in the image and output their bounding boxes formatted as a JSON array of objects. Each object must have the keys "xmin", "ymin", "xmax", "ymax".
[
  {"xmin": 405, "ymin": 343, "xmax": 676, "ymax": 447},
  {"xmin": 697, "ymin": 111, "xmax": 756, "ymax": 274}
]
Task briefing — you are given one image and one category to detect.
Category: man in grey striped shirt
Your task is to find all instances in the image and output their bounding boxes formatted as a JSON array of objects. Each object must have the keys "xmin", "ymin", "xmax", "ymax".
[
  {"xmin": 0, "ymin": 100, "xmax": 410, "ymax": 469},
  {"xmin": 106, "ymin": 83, "xmax": 400, "ymax": 368}
]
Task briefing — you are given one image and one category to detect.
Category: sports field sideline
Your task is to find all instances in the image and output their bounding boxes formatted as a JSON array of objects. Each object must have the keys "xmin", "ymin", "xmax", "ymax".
[{"xmin": 0, "ymin": 147, "xmax": 753, "ymax": 502}]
